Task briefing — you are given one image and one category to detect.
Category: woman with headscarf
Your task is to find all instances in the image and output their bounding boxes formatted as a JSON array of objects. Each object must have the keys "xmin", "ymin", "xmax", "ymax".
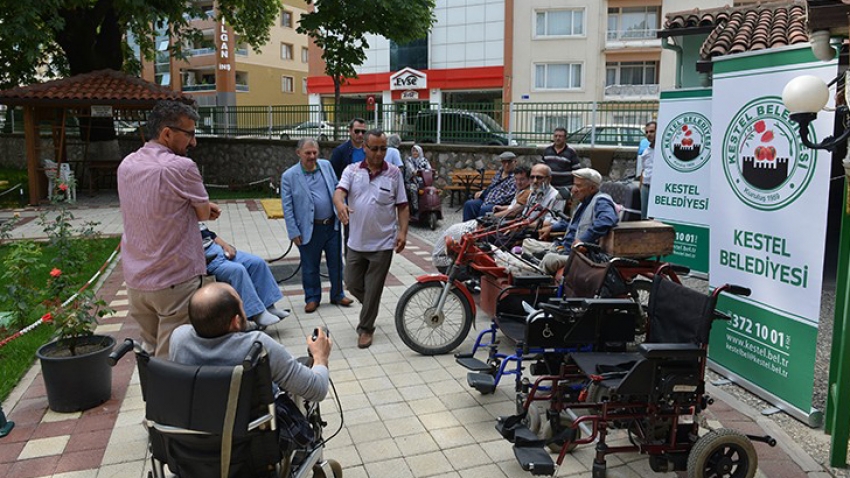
[{"xmin": 403, "ymin": 144, "xmax": 430, "ymax": 212}]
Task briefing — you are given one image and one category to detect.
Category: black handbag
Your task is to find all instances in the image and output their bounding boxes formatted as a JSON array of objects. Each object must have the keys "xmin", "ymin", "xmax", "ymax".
[{"xmin": 274, "ymin": 392, "xmax": 314, "ymax": 450}]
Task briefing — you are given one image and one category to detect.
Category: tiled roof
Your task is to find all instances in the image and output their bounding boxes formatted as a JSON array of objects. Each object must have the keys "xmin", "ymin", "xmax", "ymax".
[
  {"xmin": 663, "ymin": 1, "xmax": 808, "ymax": 61},
  {"xmin": 0, "ymin": 69, "xmax": 194, "ymax": 106}
]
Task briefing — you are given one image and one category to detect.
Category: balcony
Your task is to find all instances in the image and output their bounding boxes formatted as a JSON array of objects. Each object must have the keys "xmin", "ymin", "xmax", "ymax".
[
  {"xmin": 605, "ymin": 28, "xmax": 661, "ymax": 49},
  {"xmin": 236, "ymin": 84, "xmax": 249, "ymax": 92},
  {"xmin": 604, "ymin": 84, "xmax": 660, "ymax": 99},
  {"xmin": 183, "ymin": 84, "xmax": 216, "ymax": 92},
  {"xmin": 188, "ymin": 47, "xmax": 215, "ymax": 57}
]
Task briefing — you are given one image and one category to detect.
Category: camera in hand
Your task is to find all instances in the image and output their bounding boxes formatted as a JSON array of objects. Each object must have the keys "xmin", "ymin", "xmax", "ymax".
[{"xmin": 312, "ymin": 326, "xmax": 329, "ymax": 341}]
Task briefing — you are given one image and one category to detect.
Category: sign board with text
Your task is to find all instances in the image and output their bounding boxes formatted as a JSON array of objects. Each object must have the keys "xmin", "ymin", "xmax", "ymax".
[
  {"xmin": 709, "ymin": 46, "xmax": 833, "ymax": 422},
  {"xmin": 651, "ymin": 89, "xmax": 712, "ymax": 274},
  {"xmin": 390, "ymin": 67, "xmax": 427, "ymax": 91}
]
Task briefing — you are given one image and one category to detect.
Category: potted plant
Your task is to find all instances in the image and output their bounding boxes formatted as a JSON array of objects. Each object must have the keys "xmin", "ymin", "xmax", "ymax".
[{"xmin": 36, "ymin": 269, "xmax": 116, "ymax": 413}]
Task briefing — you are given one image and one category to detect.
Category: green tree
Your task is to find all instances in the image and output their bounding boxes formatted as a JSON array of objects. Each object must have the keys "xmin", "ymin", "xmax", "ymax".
[
  {"xmin": 0, "ymin": 0, "xmax": 279, "ymax": 89},
  {"xmin": 297, "ymin": 0, "xmax": 436, "ymax": 132}
]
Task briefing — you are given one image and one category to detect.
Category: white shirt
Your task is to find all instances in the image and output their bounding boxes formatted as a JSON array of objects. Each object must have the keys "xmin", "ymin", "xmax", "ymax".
[{"xmin": 638, "ymin": 145, "xmax": 655, "ymax": 185}]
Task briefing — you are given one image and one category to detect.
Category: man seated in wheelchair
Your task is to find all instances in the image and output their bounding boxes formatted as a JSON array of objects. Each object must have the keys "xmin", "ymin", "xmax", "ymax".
[
  {"xmin": 522, "ymin": 168, "xmax": 618, "ymax": 275},
  {"xmin": 169, "ymin": 282, "xmax": 332, "ymax": 442}
]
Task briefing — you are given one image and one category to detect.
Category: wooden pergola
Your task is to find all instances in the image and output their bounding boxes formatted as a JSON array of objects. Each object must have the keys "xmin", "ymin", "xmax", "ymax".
[{"xmin": 0, "ymin": 70, "xmax": 194, "ymax": 204}]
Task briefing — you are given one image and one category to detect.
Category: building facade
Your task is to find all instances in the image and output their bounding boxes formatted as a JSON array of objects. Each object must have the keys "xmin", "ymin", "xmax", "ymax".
[{"xmin": 140, "ymin": 0, "xmax": 310, "ymax": 108}]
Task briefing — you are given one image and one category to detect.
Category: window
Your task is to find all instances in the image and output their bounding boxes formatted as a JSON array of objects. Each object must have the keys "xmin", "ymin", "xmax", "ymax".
[
  {"xmin": 534, "ymin": 63, "xmax": 582, "ymax": 90},
  {"xmin": 605, "ymin": 61, "xmax": 658, "ymax": 86},
  {"xmin": 282, "ymin": 76, "xmax": 294, "ymax": 93},
  {"xmin": 390, "ymin": 36, "xmax": 428, "ymax": 71},
  {"xmin": 301, "ymin": 47, "xmax": 309, "ymax": 63},
  {"xmin": 281, "ymin": 43, "xmax": 293, "ymax": 60},
  {"xmin": 533, "ymin": 115, "xmax": 582, "ymax": 138},
  {"xmin": 302, "ymin": 78, "xmax": 308, "ymax": 94},
  {"xmin": 607, "ymin": 6, "xmax": 659, "ymax": 40},
  {"xmin": 281, "ymin": 10, "xmax": 293, "ymax": 28},
  {"xmin": 535, "ymin": 9, "xmax": 584, "ymax": 37}
]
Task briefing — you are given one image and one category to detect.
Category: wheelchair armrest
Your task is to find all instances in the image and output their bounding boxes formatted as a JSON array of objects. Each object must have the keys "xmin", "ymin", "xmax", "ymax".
[
  {"xmin": 512, "ymin": 274, "xmax": 554, "ymax": 288},
  {"xmin": 638, "ymin": 343, "xmax": 705, "ymax": 359}
]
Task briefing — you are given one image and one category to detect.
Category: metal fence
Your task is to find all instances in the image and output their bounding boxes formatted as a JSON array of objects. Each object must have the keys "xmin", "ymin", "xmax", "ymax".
[{"xmin": 2, "ymin": 100, "xmax": 658, "ymax": 147}]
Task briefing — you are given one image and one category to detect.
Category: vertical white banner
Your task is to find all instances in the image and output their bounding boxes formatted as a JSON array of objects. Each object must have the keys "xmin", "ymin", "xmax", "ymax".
[
  {"xmin": 709, "ymin": 46, "xmax": 834, "ymax": 420},
  {"xmin": 651, "ymin": 89, "xmax": 712, "ymax": 274}
]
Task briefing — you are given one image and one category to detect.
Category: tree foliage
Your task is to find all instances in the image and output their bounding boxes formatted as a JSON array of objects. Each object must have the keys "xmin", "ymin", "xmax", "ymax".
[
  {"xmin": 0, "ymin": 0, "xmax": 281, "ymax": 90},
  {"xmin": 297, "ymin": 0, "xmax": 436, "ymax": 111}
]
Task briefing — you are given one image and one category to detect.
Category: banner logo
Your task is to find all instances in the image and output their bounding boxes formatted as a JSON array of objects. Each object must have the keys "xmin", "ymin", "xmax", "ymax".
[
  {"xmin": 661, "ymin": 112, "xmax": 712, "ymax": 172},
  {"xmin": 722, "ymin": 96, "xmax": 816, "ymax": 211}
]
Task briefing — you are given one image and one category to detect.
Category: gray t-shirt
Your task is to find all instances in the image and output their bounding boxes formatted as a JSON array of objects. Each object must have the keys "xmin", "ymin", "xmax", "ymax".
[{"xmin": 169, "ymin": 325, "xmax": 329, "ymax": 402}]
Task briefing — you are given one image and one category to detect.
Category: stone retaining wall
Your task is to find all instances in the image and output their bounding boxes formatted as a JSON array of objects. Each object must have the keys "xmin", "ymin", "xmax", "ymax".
[{"xmin": 0, "ymin": 134, "xmax": 640, "ymax": 187}]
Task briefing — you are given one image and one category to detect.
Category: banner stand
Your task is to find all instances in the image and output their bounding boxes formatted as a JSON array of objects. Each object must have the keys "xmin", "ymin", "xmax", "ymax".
[{"xmin": 709, "ymin": 360, "xmax": 823, "ymax": 428}]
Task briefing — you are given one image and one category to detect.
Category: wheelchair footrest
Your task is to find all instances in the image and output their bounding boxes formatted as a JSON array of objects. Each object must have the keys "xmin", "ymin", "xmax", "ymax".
[
  {"xmin": 467, "ymin": 372, "xmax": 497, "ymax": 394},
  {"xmin": 456, "ymin": 355, "xmax": 494, "ymax": 372},
  {"xmin": 514, "ymin": 445, "xmax": 556, "ymax": 475}
]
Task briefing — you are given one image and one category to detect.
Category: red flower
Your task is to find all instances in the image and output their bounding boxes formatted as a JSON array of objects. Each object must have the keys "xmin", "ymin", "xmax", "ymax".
[
  {"xmin": 42, "ymin": 313, "xmax": 53, "ymax": 322},
  {"xmin": 58, "ymin": 183, "xmax": 68, "ymax": 192},
  {"xmin": 50, "ymin": 268, "xmax": 62, "ymax": 278}
]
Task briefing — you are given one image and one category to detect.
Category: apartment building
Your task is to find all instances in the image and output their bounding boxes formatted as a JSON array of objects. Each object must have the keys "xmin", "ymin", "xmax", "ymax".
[
  {"xmin": 306, "ymin": 0, "xmax": 508, "ymax": 113},
  {"xmin": 140, "ymin": 0, "xmax": 310, "ymax": 107}
]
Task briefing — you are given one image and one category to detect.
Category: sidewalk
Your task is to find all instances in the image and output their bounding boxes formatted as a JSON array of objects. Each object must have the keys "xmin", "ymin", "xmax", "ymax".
[{"xmin": 0, "ymin": 197, "xmax": 829, "ymax": 477}]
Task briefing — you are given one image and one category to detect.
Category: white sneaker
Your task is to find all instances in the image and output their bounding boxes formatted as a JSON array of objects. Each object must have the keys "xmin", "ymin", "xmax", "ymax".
[
  {"xmin": 267, "ymin": 307, "xmax": 290, "ymax": 319},
  {"xmin": 254, "ymin": 310, "xmax": 281, "ymax": 327}
]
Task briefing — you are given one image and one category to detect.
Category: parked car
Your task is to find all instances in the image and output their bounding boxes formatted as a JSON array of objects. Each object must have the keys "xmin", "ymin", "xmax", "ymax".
[
  {"xmin": 277, "ymin": 121, "xmax": 340, "ymax": 141},
  {"xmin": 413, "ymin": 109, "xmax": 516, "ymax": 146},
  {"xmin": 566, "ymin": 124, "xmax": 644, "ymax": 147}
]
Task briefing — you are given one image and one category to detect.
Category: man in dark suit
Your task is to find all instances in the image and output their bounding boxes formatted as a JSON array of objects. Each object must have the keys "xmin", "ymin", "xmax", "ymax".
[{"xmin": 281, "ymin": 138, "xmax": 353, "ymax": 313}]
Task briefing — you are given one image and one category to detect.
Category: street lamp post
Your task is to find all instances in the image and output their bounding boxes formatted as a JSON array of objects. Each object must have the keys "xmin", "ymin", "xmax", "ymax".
[{"xmin": 783, "ymin": 73, "xmax": 850, "ymax": 468}]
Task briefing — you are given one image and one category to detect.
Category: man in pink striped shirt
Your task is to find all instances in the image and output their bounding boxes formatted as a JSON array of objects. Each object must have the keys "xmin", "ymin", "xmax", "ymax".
[{"xmin": 118, "ymin": 100, "xmax": 221, "ymax": 358}]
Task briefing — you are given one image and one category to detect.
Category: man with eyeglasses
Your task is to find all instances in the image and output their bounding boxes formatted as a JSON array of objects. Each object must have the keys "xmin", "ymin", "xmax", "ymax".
[
  {"xmin": 118, "ymin": 100, "xmax": 221, "ymax": 358},
  {"xmin": 333, "ymin": 129, "xmax": 409, "ymax": 349},
  {"xmin": 462, "ymin": 151, "xmax": 518, "ymax": 221},
  {"xmin": 330, "ymin": 118, "xmax": 367, "ymax": 180}
]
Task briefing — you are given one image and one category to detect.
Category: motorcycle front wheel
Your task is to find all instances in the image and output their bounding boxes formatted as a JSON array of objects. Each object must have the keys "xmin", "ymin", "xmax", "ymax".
[{"xmin": 395, "ymin": 281, "xmax": 473, "ymax": 355}]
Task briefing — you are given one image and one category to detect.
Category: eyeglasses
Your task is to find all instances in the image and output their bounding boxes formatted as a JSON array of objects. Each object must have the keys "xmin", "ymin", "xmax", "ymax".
[
  {"xmin": 530, "ymin": 175, "xmax": 547, "ymax": 180},
  {"xmin": 353, "ymin": 129, "xmax": 367, "ymax": 134},
  {"xmin": 169, "ymin": 126, "xmax": 196, "ymax": 138},
  {"xmin": 367, "ymin": 146, "xmax": 388, "ymax": 152}
]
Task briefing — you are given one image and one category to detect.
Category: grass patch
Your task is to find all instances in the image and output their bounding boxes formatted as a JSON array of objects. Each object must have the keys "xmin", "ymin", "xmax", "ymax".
[
  {"xmin": 0, "ymin": 167, "xmax": 28, "ymax": 208},
  {"xmin": 0, "ymin": 236, "xmax": 121, "ymax": 402}
]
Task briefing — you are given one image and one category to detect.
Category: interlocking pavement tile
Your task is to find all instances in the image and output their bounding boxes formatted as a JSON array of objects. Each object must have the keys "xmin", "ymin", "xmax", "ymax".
[
  {"xmin": 74, "ymin": 412, "xmax": 117, "ymax": 432},
  {"xmin": 395, "ymin": 432, "xmax": 440, "ymax": 456},
  {"xmin": 0, "ymin": 441, "xmax": 25, "ymax": 464},
  {"xmin": 51, "ymin": 469, "xmax": 99, "ymax": 477},
  {"xmin": 54, "ymin": 449, "xmax": 104, "ymax": 475},
  {"xmin": 18, "ymin": 434, "xmax": 70, "ymax": 460},
  {"xmin": 355, "ymin": 437, "xmax": 403, "ymax": 463},
  {"xmin": 429, "ymin": 425, "xmax": 474, "ymax": 449},
  {"xmin": 8, "ymin": 455, "xmax": 61, "ymax": 478},
  {"xmin": 41, "ymin": 409, "xmax": 82, "ymax": 423},
  {"xmin": 99, "ymin": 438, "xmax": 147, "ymax": 465},
  {"xmin": 362, "ymin": 457, "xmax": 413, "ymax": 478},
  {"xmin": 108, "ymin": 299, "xmax": 128, "ymax": 307},
  {"xmin": 405, "ymin": 450, "xmax": 453, "ymax": 477},
  {"xmin": 0, "ymin": 422, "xmax": 35, "ymax": 444},
  {"xmin": 384, "ymin": 416, "xmax": 426, "ymax": 438},
  {"xmin": 94, "ymin": 459, "xmax": 146, "ymax": 478},
  {"xmin": 450, "ymin": 463, "xmax": 508, "ymax": 478},
  {"xmin": 93, "ymin": 323, "xmax": 122, "ymax": 334},
  {"xmin": 418, "ymin": 410, "xmax": 461, "ymax": 430},
  {"xmin": 64, "ymin": 429, "xmax": 111, "ymax": 453},
  {"xmin": 32, "ymin": 419, "xmax": 77, "ymax": 439},
  {"xmin": 441, "ymin": 443, "xmax": 491, "ymax": 470}
]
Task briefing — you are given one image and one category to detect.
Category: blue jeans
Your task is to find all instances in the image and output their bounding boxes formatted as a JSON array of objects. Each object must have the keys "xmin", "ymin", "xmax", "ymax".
[
  {"xmin": 298, "ymin": 223, "xmax": 344, "ymax": 304},
  {"xmin": 640, "ymin": 184, "xmax": 651, "ymax": 220},
  {"xmin": 206, "ymin": 244, "xmax": 283, "ymax": 317},
  {"xmin": 462, "ymin": 199, "xmax": 495, "ymax": 221}
]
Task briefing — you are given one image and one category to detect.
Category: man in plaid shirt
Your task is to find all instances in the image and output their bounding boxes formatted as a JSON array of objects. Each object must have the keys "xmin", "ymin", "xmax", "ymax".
[{"xmin": 462, "ymin": 151, "xmax": 518, "ymax": 221}]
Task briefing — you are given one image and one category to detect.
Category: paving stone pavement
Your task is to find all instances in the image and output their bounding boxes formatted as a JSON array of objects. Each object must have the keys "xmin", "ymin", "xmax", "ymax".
[{"xmin": 0, "ymin": 195, "xmax": 828, "ymax": 477}]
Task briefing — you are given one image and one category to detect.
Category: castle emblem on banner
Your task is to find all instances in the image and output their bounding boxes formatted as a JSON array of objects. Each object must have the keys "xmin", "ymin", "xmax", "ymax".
[{"xmin": 661, "ymin": 112, "xmax": 712, "ymax": 172}]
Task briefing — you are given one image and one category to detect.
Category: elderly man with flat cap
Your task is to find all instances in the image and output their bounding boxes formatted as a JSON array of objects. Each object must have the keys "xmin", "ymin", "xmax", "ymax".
[
  {"xmin": 525, "ymin": 168, "xmax": 619, "ymax": 275},
  {"xmin": 461, "ymin": 151, "xmax": 518, "ymax": 221}
]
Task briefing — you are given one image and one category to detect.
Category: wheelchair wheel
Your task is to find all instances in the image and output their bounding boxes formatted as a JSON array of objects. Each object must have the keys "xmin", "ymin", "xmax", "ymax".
[
  {"xmin": 525, "ymin": 402, "xmax": 543, "ymax": 434},
  {"xmin": 687, "ymin": 428, "xmax": 757, "ymax": 478},
  {"xmin": 395, "ymin": 281, "xmax": 473, "ymax": 355},
  {"xmin": 540, "ymin": 413, "xmax": 580, "ymax": 453},
  {"xmin": 629, "ymin": 279, "xmax": 652, "ymax": 335},
  {"xmin": 312, "ymin": 458, "xmax": 343, "ymax": 478}
]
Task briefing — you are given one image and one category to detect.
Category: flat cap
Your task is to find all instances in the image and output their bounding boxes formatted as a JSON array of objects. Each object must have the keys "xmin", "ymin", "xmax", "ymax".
[
  {"xmin": 573, "ymin": 168, "xmax": 602, "ymax": 186},
  {"xmin": 498, "ymin": 151, "xmax": 517, "ymax": 161}
]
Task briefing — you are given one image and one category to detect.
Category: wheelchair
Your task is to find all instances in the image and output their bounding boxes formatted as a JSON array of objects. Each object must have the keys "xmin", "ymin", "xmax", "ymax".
[
  {"xmin": 109, "ymin": 339, "xmax": 342, "ymax": 478},
  {"xmin": 495, "ymin": 270, "xmax": 776, "ymax": 477}
]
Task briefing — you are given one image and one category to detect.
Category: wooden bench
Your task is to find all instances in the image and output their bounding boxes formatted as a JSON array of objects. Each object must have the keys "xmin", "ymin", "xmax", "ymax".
[{"xmin": 446, "ymin": 169, "xmax": 499, "ymax": 207}]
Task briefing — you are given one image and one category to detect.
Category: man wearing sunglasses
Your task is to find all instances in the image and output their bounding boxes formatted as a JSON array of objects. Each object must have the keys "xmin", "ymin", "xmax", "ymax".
[
  {"xmin": 118, "ymin": 100, "xmax": 220, "ymax": 358},
  {"xmin": 333, "ymin": 129, "xmax": 409, "ymax": 349},
  {"xmin": 330, "ymin": 118, "xmax": 367, "ymax": 179}
]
